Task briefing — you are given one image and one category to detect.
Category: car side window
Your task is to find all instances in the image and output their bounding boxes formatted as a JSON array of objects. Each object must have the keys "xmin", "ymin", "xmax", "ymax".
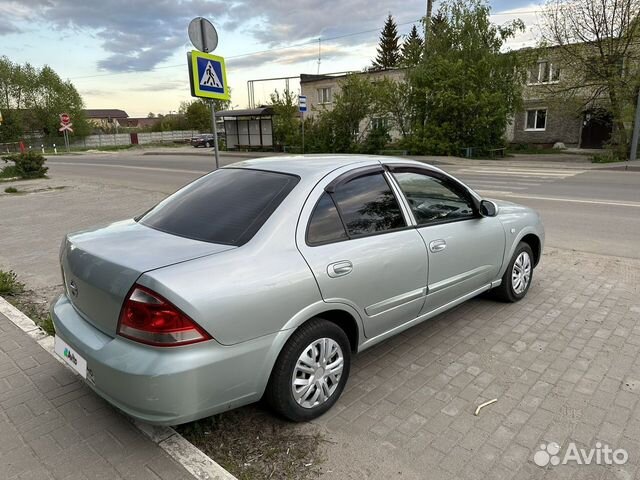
[
  {"xmin": 332, "ymin": 172, "xmax": 405, "ymax": 237},
  {"xmin": 392, "ymin": 171, "xmax": 475, "ymax": 225},
  {"xmin": 307, "ymin": 193, "xmax": 348, "ymax": 245}
]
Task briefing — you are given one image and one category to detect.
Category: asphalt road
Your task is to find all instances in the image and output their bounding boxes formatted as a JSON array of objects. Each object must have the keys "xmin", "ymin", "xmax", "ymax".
[{"xmin": 46, "ymin": 150, "xmax": 640, "ymax": 259}]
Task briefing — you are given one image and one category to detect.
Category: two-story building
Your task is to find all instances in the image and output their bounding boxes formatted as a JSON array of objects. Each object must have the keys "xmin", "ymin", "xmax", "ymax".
[
  {"xmin": 300, "ymin": 69, "xmax": 406, "ymax": 140},
  {"xmin": 299, "ymin": 43, "xmax": 622, "ymax": 151},
  {"xmin": 509, "ymin": 47, "xmax": 616, "ymax": 149}
]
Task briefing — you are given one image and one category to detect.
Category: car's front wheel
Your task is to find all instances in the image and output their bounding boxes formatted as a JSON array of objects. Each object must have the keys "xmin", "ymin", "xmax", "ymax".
[
  {"xmin": 265, "ymin": 318, "xmax": 350, "ymax": 422},
  {"xmin": 493, "ymin": 242, "xmax": 534, "ymax": 302},
  {"xmin": 205, "ymin": 141, "xmax": 211, "ymax": 148}
]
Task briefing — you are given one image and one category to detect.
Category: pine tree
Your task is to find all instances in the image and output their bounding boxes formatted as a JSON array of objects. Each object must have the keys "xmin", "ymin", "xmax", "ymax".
[
  {"xmin": 372, "ymin": 14, "xmax": 401, "ymax": 70},
  {"xmin": 400, "ymin": 25, "xmax": 423, "ymax": 66}
]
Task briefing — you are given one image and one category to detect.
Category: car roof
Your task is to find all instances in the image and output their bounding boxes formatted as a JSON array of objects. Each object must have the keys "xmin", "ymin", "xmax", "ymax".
[{"xmin": 227, "ymin": 154, "xmax": 441, "ymax": 179}]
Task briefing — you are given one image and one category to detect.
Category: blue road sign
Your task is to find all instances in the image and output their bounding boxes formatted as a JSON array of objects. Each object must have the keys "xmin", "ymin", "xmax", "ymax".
[
  {"xmin": 188, "ymin": 50, "xmax": 230, "ymax": 101},
  {"xmin": 298, "ymin": 95, "xmax": 307, "ymax": 113}
]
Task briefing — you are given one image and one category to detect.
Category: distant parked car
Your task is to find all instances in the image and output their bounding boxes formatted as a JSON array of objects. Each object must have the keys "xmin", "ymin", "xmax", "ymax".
[
  {"xmin": 51, "ymin": 156, "xmax": 544, "ymax": 425},
  {"xmin": 190, "ymin": 134, "xmax": 215, "ymax": 148}
]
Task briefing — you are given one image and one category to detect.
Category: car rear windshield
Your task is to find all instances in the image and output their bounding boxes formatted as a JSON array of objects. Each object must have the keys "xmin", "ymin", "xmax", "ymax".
[{"xmin": 139, "ymin": 168, "xmax": 299, "ymax": 246}]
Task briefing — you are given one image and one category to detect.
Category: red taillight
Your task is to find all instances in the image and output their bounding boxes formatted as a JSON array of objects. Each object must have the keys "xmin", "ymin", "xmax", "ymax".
[{"xmin": 117, "ymin": 285, "xmax": 212, "ymax": 347}]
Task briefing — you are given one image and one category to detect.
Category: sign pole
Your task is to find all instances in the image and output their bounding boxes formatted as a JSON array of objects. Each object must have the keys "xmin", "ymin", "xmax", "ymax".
[
  {"xmin": 298, "ymin": 95, "xmax": 307, "ymax": 154},
  {"xmin": 187, "ymin": 17, "xmax": 227, "ymax": 169},
  {"xmin": 210, "ymin": 100, "xmax": 220, "ymax": 169}
]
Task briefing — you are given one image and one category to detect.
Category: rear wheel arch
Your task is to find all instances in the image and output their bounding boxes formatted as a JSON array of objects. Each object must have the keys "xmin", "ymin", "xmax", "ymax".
[{"xmin": 313, "ymin": 309, "xmax": 360, "ymax": 353}]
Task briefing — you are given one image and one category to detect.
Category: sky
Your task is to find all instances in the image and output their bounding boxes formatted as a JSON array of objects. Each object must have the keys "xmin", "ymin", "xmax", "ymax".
[{"xmin": 0, "ymin": 0, "xmax": 545, "ymax": 117}]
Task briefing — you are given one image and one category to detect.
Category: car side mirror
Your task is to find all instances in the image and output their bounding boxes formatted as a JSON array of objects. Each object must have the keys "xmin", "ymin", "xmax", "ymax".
[{"xmin": 480, "ymin": 200, "xmax": 498, "ymax": 217}]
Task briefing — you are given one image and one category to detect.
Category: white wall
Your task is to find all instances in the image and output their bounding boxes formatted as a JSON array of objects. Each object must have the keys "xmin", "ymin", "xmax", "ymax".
[{"xmin": 69, "ymin": 130, "xmax": 199, "ymax": 148}]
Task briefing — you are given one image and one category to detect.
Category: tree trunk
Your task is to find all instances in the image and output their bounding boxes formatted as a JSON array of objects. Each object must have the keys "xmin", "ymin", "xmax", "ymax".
[{"xmin": 608, "ymin": 85, "xmax": 629, "ymax": 158}]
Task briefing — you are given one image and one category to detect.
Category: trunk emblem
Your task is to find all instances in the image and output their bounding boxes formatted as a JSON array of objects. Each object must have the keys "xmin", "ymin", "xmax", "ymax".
[{"xmin": 69, "ymin": 280, "xmax": 78, "ymax": 297}]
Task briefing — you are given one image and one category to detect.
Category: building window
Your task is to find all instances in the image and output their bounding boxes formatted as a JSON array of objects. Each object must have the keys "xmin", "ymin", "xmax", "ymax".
[
  {"xmin": 317, "ymin": 87, "xmax": 332, "ymax": 104},
  {"xmin": 371, "ymin": 117, "xmax": 388, "ymax": 130},
  {"xmin": 528, "ymin": 61, "xmax": 560, "ymax": 84},
  {"xmin": 525, "ymin": 109, "xmax": 547, "ymax": 131}
]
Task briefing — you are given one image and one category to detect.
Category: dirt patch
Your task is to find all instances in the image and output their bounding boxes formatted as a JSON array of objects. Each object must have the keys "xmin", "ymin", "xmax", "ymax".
[
  {"xmin": 178, "ymin": 404, "xmax": 325, "ymax": 480},
  {"xmin": 8, "ymin": 288, "xmax": 56, "ymax": 335}
]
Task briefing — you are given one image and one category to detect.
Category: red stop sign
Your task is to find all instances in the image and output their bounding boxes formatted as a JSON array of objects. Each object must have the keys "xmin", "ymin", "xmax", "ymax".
[{"xmin": 60, "ymin": 113, "xmax": 70, "ymax": 125}]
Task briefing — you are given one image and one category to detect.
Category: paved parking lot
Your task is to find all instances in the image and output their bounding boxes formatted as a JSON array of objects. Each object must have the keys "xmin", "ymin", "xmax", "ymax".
[{"xmin": 315, "ymin": 248, "xmax": 640, "ymax": 479}]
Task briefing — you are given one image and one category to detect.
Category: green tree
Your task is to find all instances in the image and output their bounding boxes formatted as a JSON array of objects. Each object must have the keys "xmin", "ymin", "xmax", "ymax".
[
  {"xmin": 400, "ymin": 25, "xmax": 424, "ymax": 66},
  {"xmin": 372, "ymin": 14, "xmax": 401, "ymax": 70},
  {"xmin": 406, "ymin": 0, "xmax": 525, "ymax": 155},
  {"xmin": 306, "ymin": 74, "xmax": 377, "ymax": 153},
  {"xmin": 540, "ymin": 0, "xmax": 640, "ymax": 158},
  {"xmin": 180, "ymin": 98, "xmax": 230, "ymax": 132},
  {"xmin": 0, "ymin": 57, "xmax": 89, "ymax": 142},
  {"xmin": 373, "ymin": 77, "xmax": 412, "ymax": 139},
  {"xmin": 269, "ymin": 89, "xmax": 300, "ymax": 148}
]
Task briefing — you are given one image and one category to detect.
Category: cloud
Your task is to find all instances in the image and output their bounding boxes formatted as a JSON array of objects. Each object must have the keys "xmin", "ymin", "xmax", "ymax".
[
  {"xmin": 227, "ymin": 44, "xmax": 350, "ymax": 69},
  {"xmin": 2, "ymin": 0, "xmax": 228, "ymax": 72},
  {"xmin": 2, "ymin": 0, "xmax": 538, "ymax": 73},
  {"xmin": 130, "ymin": 79, "xmax": 186, "ymax": 91},
  {"xmin": 240, "ymin": 0, "xmax": 425, "ymax": 47},
  {"xmin": 0, "ymin": 19, "xmax": 20, "ymax": 35}
]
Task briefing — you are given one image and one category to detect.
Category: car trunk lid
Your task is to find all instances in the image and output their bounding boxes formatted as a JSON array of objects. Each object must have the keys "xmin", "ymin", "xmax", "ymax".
[{"xmin": 61, "ymin": 219, "xmax": 234, "ymax": 337}]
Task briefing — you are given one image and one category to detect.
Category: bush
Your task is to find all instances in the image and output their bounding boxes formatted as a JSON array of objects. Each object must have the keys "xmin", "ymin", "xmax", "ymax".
[
  {"xmin": 0, "ymin": 164, "xmax": 19, "ymax": 179},
  {"xmin": 591, "ymin": 150, "xmax": 623, "ymax": 163},
  {"xmin": 2, "ymin": 151, "xmax": 48, "ymax": 179},
  {"xmin": 4, "ymin": 187, "xmax": 18, "ymax": 193},
  {"xmin": 359, "ymin": 126, "xmax": 391, "ymax": 154},
  {"xmin": 0, "ymin": 270, "xmax": 25, "ymax": 296}
]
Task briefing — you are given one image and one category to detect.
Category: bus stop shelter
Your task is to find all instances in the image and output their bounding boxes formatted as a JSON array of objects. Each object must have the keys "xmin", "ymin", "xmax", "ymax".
[{"xmin": 216, "ymin": 107, "xmax": 274, "ymax": 151}]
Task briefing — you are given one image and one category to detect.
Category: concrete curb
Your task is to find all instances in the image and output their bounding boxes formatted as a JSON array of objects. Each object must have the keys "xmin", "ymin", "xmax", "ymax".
[{"xmin": 0, "ymin": 295, "xmax": 237, "ymax": 480}]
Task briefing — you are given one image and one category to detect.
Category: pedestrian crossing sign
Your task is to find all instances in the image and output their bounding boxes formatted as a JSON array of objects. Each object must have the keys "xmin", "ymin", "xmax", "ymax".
[{"xmin": 188, "ymin": 50, "xmax": 230, "ymax": 100}]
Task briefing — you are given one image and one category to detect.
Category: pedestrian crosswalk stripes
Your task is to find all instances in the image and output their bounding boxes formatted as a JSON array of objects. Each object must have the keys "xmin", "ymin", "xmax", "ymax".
[{"xmin": 444, "ymin": 165, "xmax": 586, "ymax": 196}]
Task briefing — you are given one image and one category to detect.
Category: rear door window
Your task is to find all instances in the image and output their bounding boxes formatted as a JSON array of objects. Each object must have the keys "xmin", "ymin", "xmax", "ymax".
[
  {"xmin": 140, "ymin": 168, "xmax": 299, "ymax": 246},
  {"xmin": 332, "ymin": 172, "xmax": 405, "ymax": 237}
]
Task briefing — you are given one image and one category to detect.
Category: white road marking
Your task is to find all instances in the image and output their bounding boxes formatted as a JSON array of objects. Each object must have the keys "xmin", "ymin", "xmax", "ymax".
[
  {"xmin": 457, "ymin": 168, "xmax": 582, "ymax": 178},
  {"xmin": 458, "ymin": 167, "xmax": 586, "ymax": 175},
  {"xmin": 478, "ymin": 191, "xmax": 640, "ymax": 208}
]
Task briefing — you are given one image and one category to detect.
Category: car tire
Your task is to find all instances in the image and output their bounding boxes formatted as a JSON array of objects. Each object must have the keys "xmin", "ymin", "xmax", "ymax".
[
  {"xmin": 205, "ymin": 141, "xmax": 211, "ymax": 148},
  {"xmin": 493, "ymin": 242, "xmax": 534, "ymax": 302},
  {"xmin": 265, "ymin": 318, "xmax": 351, "ymax": 422}
]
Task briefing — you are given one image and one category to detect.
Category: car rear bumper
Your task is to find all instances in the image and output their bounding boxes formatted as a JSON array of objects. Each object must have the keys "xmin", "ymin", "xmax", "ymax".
[{"xmin": 51, "ymin": 294, "xmax": 278, "ymax": 425}]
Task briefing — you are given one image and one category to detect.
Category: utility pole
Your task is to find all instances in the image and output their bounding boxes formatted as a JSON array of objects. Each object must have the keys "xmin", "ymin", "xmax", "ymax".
[
  {"xmin": 630, "ymin": 89, "xmax": 640, "ymax": 163},
  {"xmin": 425, "ymin": 0, "xmax": 434, "ymax": 43}
]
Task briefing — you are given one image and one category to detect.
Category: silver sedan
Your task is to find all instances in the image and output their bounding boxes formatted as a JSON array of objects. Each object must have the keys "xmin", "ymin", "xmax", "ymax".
[{"xmin": 51, "ymin": 156, "xmax": 544, "ymax": 424}]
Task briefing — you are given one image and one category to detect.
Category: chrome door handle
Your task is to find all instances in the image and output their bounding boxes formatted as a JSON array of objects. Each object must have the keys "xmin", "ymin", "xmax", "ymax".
[
  {"xmin": 327, "ymin": 261, "xmax": 353, "ymax": 278},
  {"xmin": 429, "ymin": 239, "xmax": 447, "ymax": 253}
]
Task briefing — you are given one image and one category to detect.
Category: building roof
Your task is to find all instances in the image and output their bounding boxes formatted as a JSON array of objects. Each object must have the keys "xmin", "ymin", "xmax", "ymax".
[
  {"xmin": 125, "ymin": 117, "xmax": 160, "ymax": 127},
  {"xmin": 83, "ymin": 109, "xmax": 129, "ymax": 119},
  {"xmin": 216, "ymin": 107, "xmax": 274, "ymax": 117},
  {"xmin": 300, "ymin": 68, "xmax": 404, "ymax": 84}
]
